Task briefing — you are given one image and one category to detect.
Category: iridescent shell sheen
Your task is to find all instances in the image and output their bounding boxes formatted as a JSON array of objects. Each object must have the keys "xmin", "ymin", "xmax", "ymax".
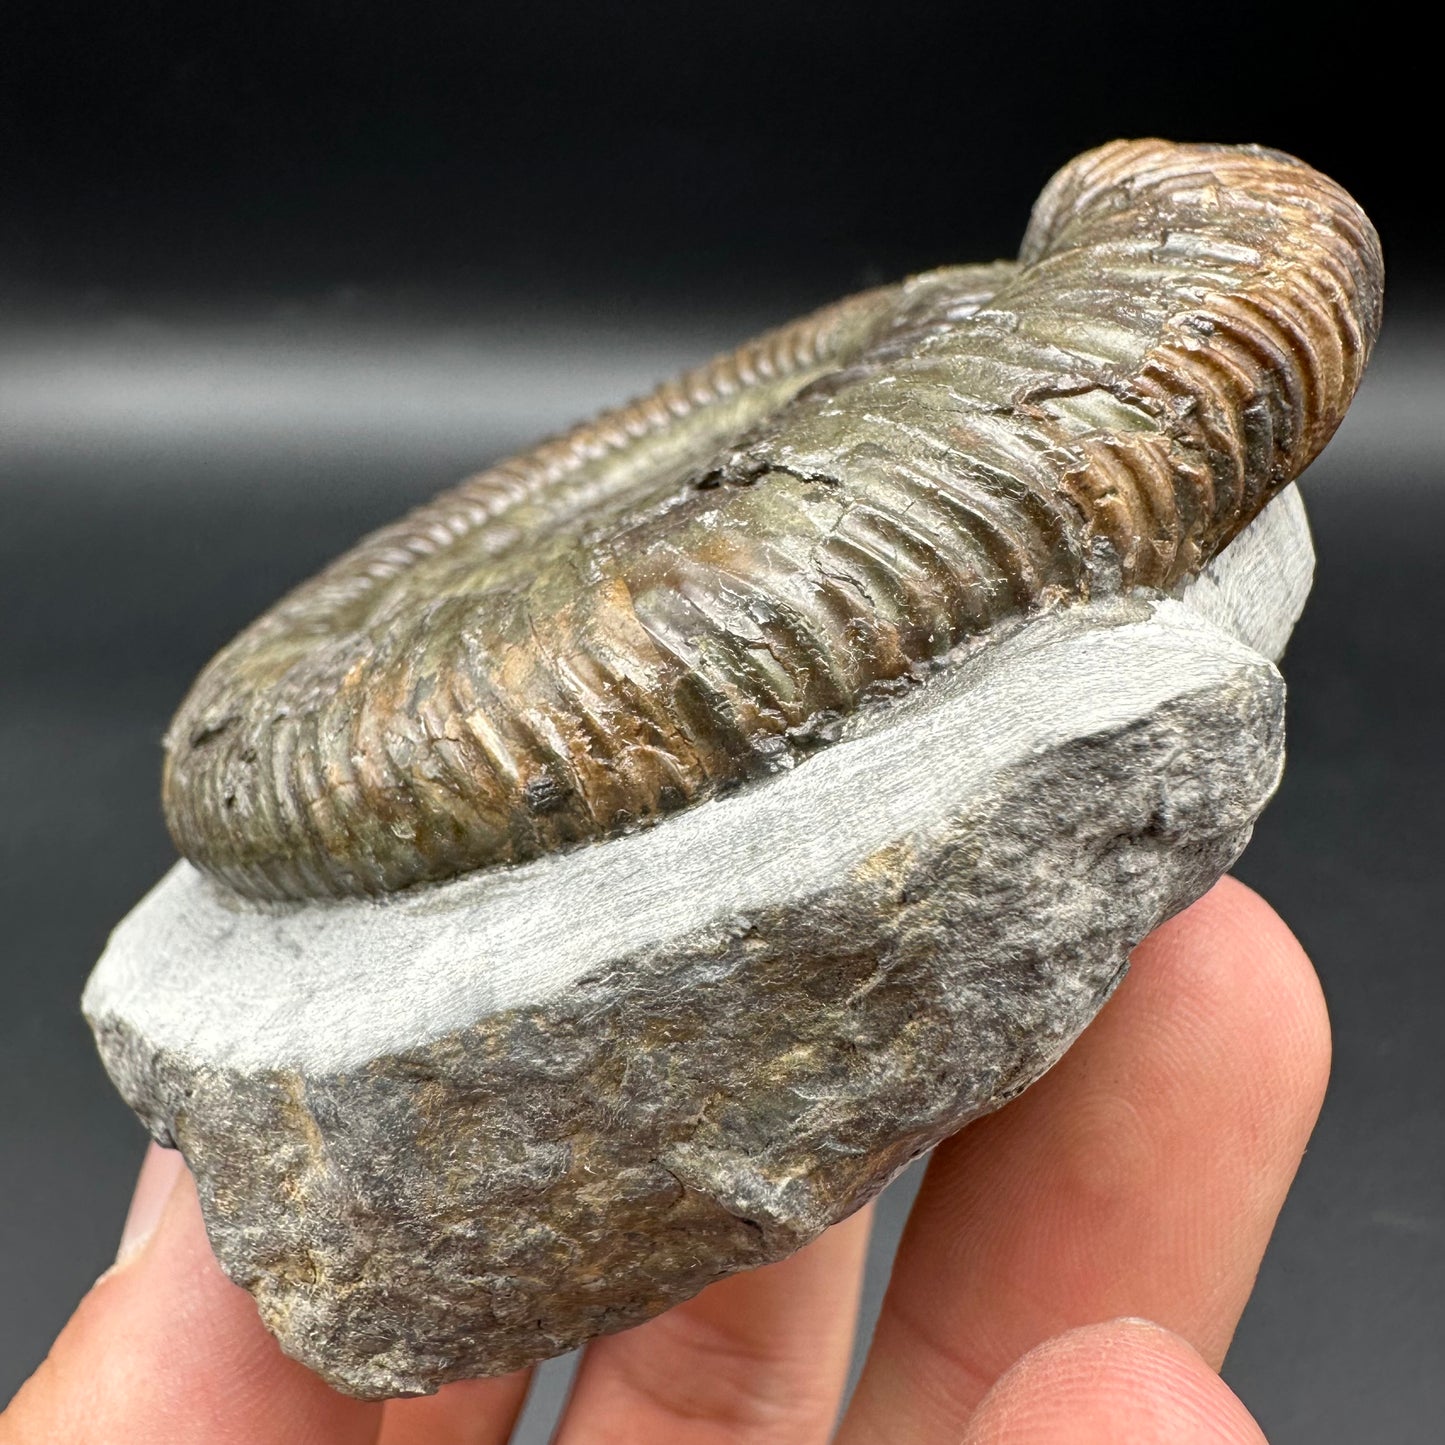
[{"xmin": 163, "ymin": 140, "xmax": 1383, "ymax": 900}]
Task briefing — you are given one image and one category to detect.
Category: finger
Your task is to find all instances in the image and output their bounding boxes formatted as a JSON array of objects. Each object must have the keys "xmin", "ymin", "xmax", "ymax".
[
  {"xmin": 2, "ymin": 1145, "xmax": 382, "ymax": 1445},
  {"xmin": 116, "ymin": 1139, "xmax": 188, "ymax": 1263},
  {"xmin": 378, "ymin": 1371, "xmax": 531, "ymax": 1445},
  {"xmin": 961, "ymin": 1318, "xmax": 1269, "ymax": 1444},
  {"xmin": 553, "ymin": 1202, "xmax": 874, "ymax": 1445},
  {"xmin": 839, "ymin": 876, "xmax": 1331, "ymax": 1444}
]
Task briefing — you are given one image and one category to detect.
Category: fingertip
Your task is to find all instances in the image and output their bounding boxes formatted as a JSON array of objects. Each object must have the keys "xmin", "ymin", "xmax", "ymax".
[
  {"xmin": 962, "ymin": 1318, "xmax": 1269, "ymax": 1444},
  {"xmin": 115, "ymin": 1141, "xmax": 187, "ymax": 1267},
  {"xmin": 1138, "ymin": 877, "xmax": 1333, "ymax": 1152}
]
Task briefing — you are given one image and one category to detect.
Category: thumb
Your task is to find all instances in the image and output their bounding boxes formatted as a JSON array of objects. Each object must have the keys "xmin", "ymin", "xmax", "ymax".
[
  {"xmin": 2, "ymin": 1144, "xmax": 381, "ymax": 1445},
  {"xmin": 962, "ymin": 1318, "xmax": 1270, "ymax": 1444}
]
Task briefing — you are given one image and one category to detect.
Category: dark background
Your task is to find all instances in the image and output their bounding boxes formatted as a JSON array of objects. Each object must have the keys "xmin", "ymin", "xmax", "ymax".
[{"xmin": 1, "ymin": 5, "xmax": 1438, "ymax": 1440}]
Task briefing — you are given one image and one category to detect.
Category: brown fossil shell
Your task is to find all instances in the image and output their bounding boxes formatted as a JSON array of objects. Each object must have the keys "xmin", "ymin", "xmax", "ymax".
[{"xmin": 164, "ymin": 139, "xmax": 1383, "ymax": 901}]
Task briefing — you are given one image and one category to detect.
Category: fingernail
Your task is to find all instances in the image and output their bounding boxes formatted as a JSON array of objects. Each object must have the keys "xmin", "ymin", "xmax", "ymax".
[{"xmin": 116, "ymin": 1142, "xmax": 188, "ymax": 1266}]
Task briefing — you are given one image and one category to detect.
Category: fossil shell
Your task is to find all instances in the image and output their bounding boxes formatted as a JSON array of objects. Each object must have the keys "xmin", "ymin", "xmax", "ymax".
[{"xmin": 163, "ymin": 139, "xmax": 1383, "ymax": 900}]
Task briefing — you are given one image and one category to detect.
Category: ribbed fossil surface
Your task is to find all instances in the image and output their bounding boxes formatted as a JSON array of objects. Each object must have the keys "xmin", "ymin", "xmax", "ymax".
[{"xmin": 164, "ymin": 139, "xmax": 1383, "ymax": 900}]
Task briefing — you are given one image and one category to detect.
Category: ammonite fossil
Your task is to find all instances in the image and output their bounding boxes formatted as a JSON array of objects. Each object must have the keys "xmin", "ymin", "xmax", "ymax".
[
  {"xmin": 163, "ymin": 138, "xmax": 1381, "ymax": 902},
  {"xmin": 86, "ymin": 139, "xmax": 1382, "ymax": 1398}
]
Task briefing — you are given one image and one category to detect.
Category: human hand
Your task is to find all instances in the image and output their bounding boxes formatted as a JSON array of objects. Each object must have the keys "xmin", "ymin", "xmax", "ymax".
[{"xmin": 2, "ymin": 876, "xmax": 1328, "ymax": 1443}]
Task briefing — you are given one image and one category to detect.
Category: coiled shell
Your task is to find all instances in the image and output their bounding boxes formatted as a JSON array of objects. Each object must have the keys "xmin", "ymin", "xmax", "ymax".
[{"xmin": 164, "ymin": 139, "xmax": 1383, "ymax": 900}]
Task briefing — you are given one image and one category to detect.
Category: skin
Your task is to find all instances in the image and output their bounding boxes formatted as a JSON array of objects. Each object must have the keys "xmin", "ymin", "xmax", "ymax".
[{"xmin": 2, "ymin": 876, "xmax": 1328, "ymax": 1442}]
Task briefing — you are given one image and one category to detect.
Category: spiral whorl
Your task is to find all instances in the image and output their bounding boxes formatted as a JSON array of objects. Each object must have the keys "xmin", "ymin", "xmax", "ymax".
[{"xmin": 163, "ymin": 141, "xmax": 1382, "ymax": 900}]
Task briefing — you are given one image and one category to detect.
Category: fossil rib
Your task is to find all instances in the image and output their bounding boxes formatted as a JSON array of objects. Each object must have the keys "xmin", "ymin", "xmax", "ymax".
[{"xmin": 163, "ymin": 139, "xmax": 1383, "ymax": 900}]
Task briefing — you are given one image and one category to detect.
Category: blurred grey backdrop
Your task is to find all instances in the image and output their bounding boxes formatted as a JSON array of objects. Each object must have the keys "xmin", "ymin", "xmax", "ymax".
[{"xmin": 1, "ymin": 5, "xmax": 1438, "ymax": 1440}]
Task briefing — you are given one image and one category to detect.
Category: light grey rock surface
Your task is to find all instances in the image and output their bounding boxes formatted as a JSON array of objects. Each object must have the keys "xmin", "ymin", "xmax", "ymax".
[
  {"xmin": 84, "ymin": 492, "xmax": 1310, "ymax": 1399},
  {"xmin": 1185, "ymin": 483, "xmax": 1314, "ymax": 665}
]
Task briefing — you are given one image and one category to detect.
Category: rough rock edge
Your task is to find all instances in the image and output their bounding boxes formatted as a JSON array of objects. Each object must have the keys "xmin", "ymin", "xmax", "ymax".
[{"xmin": 84, "ymin": 493, "xmax": 1309, "ymax": 1398}]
